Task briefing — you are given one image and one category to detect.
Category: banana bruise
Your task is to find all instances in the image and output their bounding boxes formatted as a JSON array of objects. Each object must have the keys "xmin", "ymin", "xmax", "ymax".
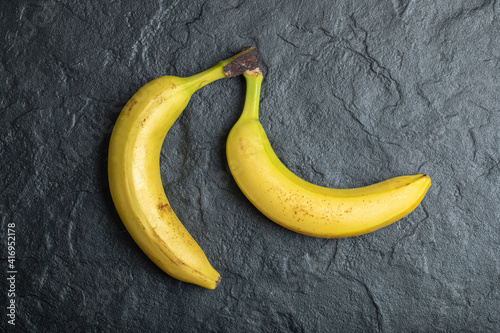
[
  {"xmin": 108, "ymin": 48, "xmax": 258, "ymax": 289},
  {"xmin": 226, "ymin": 69, "xmax": 431, "ymax": 238}
]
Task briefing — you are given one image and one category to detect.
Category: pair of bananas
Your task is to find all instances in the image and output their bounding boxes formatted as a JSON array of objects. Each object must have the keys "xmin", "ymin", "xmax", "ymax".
[{"xmin": 108, "ymin": 47, "xmax": 431, "ymax": 289}]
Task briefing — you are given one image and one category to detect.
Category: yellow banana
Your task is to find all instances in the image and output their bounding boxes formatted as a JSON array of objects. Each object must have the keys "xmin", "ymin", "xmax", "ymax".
[
  {"xmin": 226, "ymin": 69, "xmax": 431, "ymax": 238},
  {"xmin": 108, "ymin": 48, "xmax": 258, "ymax": 289}
]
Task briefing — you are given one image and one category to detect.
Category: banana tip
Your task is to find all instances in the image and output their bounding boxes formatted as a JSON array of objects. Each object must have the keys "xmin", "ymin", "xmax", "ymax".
[
  {"xmin": 421, "ymin": 173, "xmax": 432, "ymax": 186},
  {"xmin": 215, "ymin": 276, "xmax": 222, "ymax": 288}
]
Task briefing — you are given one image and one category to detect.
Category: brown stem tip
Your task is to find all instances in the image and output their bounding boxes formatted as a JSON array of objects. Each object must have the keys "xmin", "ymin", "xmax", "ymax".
[
  {"xmin": 223, "ymin": 46, "xmax": 260, "ymax": 78},
  {"xmin": 245, "ymin": 67, "xmax": 262, "ymax": 76},
  {"xmin": 215, "ymin": 276, "xmax": 222, "ymax": 288}
]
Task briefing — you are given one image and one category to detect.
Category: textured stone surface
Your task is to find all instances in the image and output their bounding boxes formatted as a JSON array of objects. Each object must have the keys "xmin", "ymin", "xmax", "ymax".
[{"xmin": 1, "ymin": 0, "xmax": 500, "ymax": 331}]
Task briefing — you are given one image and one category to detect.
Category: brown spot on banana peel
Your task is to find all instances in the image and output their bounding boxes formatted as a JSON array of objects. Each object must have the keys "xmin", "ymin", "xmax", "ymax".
[
  {"xmin": 158, "ymin": 202, "xmax": 173, "ymax": 213},
  {"xmin": 197, "ymin": 80, "xmax": 209, "ymax": 89},
  {"xmin": 124, "ymin": 100, "xmax": 137, "ymax": 116}
]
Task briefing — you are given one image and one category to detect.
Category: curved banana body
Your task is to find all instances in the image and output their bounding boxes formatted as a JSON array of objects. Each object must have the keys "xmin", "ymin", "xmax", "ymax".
[
  {"xmin": 226, "ymin": 70, "xmax": 431, "ymax": 238},
  {"xmin": 108, "ymin": 49, "xmax": 256, "ymax": 289}
]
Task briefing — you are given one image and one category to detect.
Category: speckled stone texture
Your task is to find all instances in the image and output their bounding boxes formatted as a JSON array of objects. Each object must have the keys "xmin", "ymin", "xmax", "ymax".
[{"xmin": 1, "ymin": 0, "xmax": 500, "ymax": 332}]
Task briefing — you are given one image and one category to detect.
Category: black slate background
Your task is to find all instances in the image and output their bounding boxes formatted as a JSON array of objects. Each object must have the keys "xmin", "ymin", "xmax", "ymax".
[{"xmin": 1, "ymin": 0, "xmax": 500, "ymax": 332}]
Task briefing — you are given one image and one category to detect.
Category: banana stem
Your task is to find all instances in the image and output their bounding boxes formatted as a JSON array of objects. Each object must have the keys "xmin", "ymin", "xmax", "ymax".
[
  {"xmin": 241, "ymin": 68, "xmax": 264, "ymax": 120},
  {"xmin": 185, "ymin": 47, "xmax": 259, "ymax": 90},
  {"xmin": 184, "ymin": 63, "xmax": 229, "ymax": 91}
]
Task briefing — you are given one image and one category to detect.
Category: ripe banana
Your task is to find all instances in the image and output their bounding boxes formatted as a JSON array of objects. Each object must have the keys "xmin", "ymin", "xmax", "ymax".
[
  {"xmin": 226, "ymin": 69, "xmax": 431, "ymax": 238},
  {"xmin": 108, "ymin": 48, "xmax": 258, "ymax": 289}
]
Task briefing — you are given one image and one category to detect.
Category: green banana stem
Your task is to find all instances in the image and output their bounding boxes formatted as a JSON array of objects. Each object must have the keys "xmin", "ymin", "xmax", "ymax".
[
  {"xmin": 183, "ymin": 62, "xmax": 229, "ymax": 91},
  {"xmin": 241, "ymin": 69, "xmax": 264, "ymax": 120}
]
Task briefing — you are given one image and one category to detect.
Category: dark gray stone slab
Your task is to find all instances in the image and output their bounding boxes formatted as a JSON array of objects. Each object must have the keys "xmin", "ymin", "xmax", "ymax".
[{"xmin": 1, "ymin": 0, "xmax": 499, "ymax": 332}]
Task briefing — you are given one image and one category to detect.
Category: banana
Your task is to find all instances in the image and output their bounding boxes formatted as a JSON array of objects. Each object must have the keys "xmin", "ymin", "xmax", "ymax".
[
  {"xmin": 226, "ymin": 68, "xmax": 431, "ymax": 238},
  {"xmin": 108, "ymin": 48, "xmax": 258, "ymax": 289}
]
